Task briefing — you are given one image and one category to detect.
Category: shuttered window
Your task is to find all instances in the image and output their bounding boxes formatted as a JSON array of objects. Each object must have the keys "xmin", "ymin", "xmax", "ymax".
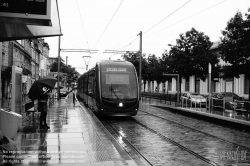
[
  {"xmin": 168, "ymin": 80, "xmax": 172, "ymax": 91},
  {"xmin": 185, "ymin": 78, "xmax": 189, "ymax": 91},
  {"xmin": 244, "ymin": 78, "xmax": 249, "ymax": 94}
]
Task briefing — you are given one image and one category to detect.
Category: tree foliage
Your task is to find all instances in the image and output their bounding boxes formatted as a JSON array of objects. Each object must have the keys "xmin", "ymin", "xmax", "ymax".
[
  {"xmin": 220, "ymin": 8, "xmax": 250, "ymax": 99},
  {"xmin": 166, "ymin": 27, "xmax": 219, "ymax": 81},
  {"xmin": 50, "ymin": 60, "xmax": 79, "ymax": 85},
  {"xmin": 220, "ymin": 9, "xmax": 250, "ymax": 79},
  {"xmin": 122, "ymin": 52, "xmax": 148, "ymax": 81}
]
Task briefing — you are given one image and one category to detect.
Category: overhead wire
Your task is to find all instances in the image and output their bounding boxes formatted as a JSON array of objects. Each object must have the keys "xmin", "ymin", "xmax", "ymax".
[
  {"xmin": 143, "ymin": 0, "xmax": 227, "ymax": 40},
  {"xmin": 106, "ymin": 35, "xmax": 138, "ymax": 51},
  {"xmin": 115, "ymin": 0, "xmax": 192, "ymax": 52},
  {"xmin": 116, "ymin": 0, "xmax": 226, "ymax": 52},
  {"xmin": 76, "ymin": 0, "xmax": 90, "ymax": 49},
  {"xmin": 143, "ymin": 0, "xmax": 192, "ymax": 35},
  {"xmin": 93, "ymin": 0, "xmax": 124, "ymax": 49},
  {"xmin": 62, "ymin": 34, "xmax": 85, "ymax": 49},
  {"xmin": 117, "ymin": 37, "xmax": 139, "ymax": 51},
  {"xmin": 63, "ymin": 32, "xmax": 87, "ymax": 45}
]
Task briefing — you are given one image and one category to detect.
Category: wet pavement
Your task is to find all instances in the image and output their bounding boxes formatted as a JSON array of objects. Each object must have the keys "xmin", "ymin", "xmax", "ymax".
[
  {"xmin": 5, "ymin": 93, "xmax": 142, "ymax": 166},
  {"xmin": 2, "ymin": 93, "xmax": 250, "ymax": 165},
  {"xmin": 103, "ymin": 102, "xmax": 250, "ymax": 166}
]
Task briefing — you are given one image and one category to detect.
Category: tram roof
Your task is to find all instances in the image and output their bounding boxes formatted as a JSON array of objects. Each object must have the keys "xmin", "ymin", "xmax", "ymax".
[{"xmin": 99, "ymin": 60, "xmax": 132, "ymax": 66}]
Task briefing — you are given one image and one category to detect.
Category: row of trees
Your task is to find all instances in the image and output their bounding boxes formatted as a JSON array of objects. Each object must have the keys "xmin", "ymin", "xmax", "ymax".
[
  {"xmin": 122, "ymin": 8, "xmax": 250, "ymax": 97},
  {"xmin": 50, "ymin": 59, "xmax": 80, "ymax": 86}
]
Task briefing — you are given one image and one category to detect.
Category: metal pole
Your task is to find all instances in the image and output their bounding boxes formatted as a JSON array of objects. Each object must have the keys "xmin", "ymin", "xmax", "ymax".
[
  {"xmin": 0, "ymin": 42, "xmax": 2, "ymax": 100},
  {"xmin": 83, "ymin": 56, "xmax": 91, "ymax": 72},
  {"xmin": 66, "ymin": 56, "xmax": 68, "ymax": 89},
  {"xmin": 138, "ymin": 31, "xmax": 142, "ymax": 100},
  {"xmin": 177, "ymin": 74, "xmax": 179, "ymax": 106},
  {"xmin": 57, "ymin": 36, "xmax": 61, "ymax": 100},
  {"xmin": 208, "ymin": 63, "xmax": 211, "ymax": 112}
]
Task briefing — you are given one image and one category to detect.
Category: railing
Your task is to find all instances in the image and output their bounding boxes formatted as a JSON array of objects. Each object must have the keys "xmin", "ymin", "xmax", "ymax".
[
  {"xmin": 141, "ymin": 92, "xmax": 250, "ymax": 122},
  {"xmin": 141, "ymin": 92, "xmax": 177, "ymax": 106},
  {"xmin": 180, "ymin": 97, "xmax": 204, "ymax": 111}
]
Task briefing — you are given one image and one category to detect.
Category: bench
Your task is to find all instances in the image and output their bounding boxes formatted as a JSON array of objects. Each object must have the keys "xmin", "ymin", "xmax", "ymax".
[{"xmin": 24, "ymin": 101, "xmax": 35, "ymax": 120}]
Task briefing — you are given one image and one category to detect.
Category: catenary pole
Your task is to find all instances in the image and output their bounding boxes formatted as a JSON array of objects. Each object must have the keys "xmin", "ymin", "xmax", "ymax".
[
  {"xmin": 208, "ymin": 63, "xmax": 211, "ymax": 112},
  {"xmin": 0, "ymin": 42, "xmax": 2, "ymax": 100},
  {"xmin": 138, "ymin": 31, "xmax": 142, "ymax": 100},
  {"xmin": 66, "ymin": 56, "xmax": 68, "ymax": 88}
]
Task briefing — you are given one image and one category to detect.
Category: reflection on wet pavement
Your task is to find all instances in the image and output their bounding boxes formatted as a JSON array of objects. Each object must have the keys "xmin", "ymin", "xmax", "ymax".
[{"xmin": 11, "ymin": 99, "xmax": 111, "ymax": 165}]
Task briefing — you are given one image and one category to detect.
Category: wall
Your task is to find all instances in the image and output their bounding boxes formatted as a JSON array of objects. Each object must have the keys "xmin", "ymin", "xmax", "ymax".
[{"xmin": 142, "ymin": 74, "xmax": 249, "ymax": 99}]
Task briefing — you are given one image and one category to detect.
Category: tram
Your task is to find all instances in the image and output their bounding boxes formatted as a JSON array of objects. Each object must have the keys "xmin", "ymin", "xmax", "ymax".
[{"xmin": 77, "ymin": 60, "xmax": 139, "ymax": 116}]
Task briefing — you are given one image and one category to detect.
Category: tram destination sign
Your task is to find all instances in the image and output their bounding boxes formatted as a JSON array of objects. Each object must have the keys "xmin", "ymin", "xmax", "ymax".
[
  {"xmin": 107, "ymin": 68, "xmax": 127, "ymax": 72},
  {"xmin": 0, "ymin": 0, "xmax": 51, "ymax": 20}
]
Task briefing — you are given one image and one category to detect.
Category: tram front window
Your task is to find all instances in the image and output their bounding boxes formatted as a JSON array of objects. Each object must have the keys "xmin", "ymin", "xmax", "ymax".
[{"xmin": 101, "ymin": 73, "xmax": 137, "ymax": 99}]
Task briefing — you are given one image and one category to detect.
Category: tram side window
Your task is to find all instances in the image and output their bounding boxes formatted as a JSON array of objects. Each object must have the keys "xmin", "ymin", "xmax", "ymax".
[
  {"xmin": 88, "ymin": 74, "xmax": 95, "ymax": 96},
  {"xmin": 83, "ymin": 77, "xmax": 88, "ymax": 94}
]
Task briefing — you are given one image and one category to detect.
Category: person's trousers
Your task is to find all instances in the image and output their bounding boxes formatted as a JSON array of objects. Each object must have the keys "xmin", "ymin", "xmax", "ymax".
[
  {"xmin": 40, "ymin": 111, "xmax": 47, "ymax": 127},
  {"xmin": 39, "ymin": 102, "xmax": 47, "ymax": 127}
]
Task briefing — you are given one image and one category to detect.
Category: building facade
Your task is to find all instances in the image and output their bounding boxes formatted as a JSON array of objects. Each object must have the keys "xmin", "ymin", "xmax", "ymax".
[
  {"xmin": 1, "ymin": 38, "xmax": 51, "ymax": 113},
  {"xmin": 143, "ymin": 41, "xmax": 249, "ymax": 100}
]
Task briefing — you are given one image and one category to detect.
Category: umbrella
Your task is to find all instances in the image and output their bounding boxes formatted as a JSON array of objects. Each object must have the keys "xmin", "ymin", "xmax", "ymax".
[{"xmin": 28, "ymin": 77, "xmax": 57, "ymax": 100}]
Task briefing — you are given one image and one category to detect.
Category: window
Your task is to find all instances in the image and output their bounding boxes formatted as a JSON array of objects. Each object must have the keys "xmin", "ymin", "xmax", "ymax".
[
  {"xmin": 244, "ymin": 78, "xmax": 249, "ymax": 94},
  {"xmin": 195, "ymin": 79, "xmax": 200, "ymax": 93},
  {"xmin": 168, "ymin": 80, "xmax": 172, "ymax": 91},
  {"xmin": 185, "ymin": 77, "xmax": 189, "ymax": 91},
  {"xmin": 88, "ymin": 75, "xmax": 94, "ymax": 95}
]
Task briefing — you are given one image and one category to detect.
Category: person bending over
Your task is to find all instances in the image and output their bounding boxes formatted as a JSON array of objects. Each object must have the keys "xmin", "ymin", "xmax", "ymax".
[{"xmin": 38, "ymin": 91, "xmax": 51, "ymax": 130}]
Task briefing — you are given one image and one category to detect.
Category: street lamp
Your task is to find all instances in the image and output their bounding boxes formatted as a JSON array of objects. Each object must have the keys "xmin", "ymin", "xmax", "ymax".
[{"xmin": 82, "ymin": 56, "xmax": 91, "ymax": 71}]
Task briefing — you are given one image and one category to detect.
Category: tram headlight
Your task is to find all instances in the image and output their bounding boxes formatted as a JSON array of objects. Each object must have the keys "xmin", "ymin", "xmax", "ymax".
[{"xmin": 118, "ymin": 103, "xmax": 123, "ymax": 107}]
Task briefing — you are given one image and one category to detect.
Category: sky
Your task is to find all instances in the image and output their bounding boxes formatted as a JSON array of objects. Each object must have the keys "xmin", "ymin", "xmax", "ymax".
[{"xmin": 44, "ymin": 0, "xmax": 250, "ymax": 74}]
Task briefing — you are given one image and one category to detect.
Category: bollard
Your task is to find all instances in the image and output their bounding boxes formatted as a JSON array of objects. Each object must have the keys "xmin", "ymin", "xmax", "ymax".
[
  {"xmin": 165, "ymin": 94, "xmax": 166, "ymax": 104},
  {"xmin": 211, "ymin": 97, "xmax": 213, "ymax": 113},
  {"xmin": 223, "ymin": 98, "xmax": 225, "ymax": 117},
  {"xmin": 233, "ymin": 101, "xmax": 237, "ymax": 119},
  {"xmin": 170, "ymin": 95, "xmax": 172, "ymax": 105}
]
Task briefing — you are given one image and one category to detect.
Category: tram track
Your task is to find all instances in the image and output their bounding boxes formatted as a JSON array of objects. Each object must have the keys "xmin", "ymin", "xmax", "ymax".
[
  {"xmin": 78, "ymin": 99, "xmax": 250, "ymax": 165},
  {"xmin": 102, "ymin": 118, "xmax": 220, "ymax": 166},
  {"xmin": 102, "ymin": 120, "xmax": 154, "ymax": 166},
  {"xmin": 140, "ymin": 110, "xmax": 250, "ymax": 151}
]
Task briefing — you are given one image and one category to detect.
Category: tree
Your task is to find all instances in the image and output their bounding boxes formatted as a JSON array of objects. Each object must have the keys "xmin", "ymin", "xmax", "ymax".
[
  {"xmin": 220, "ymin": 9, "xmax": 250, "ymax": 98},
  {"xmin": 50, "ymin": 60, "xmax": 79, "ymax": 86},
  {"xmin": 122, "ymin": 52, "xmax": 148, "ymax": 91},
  {"xmin": 166, "ymin": 27, "xmax": 219, "ymax": 93},
  {"xmin": 147, "ymin": 54, "xmax": 162, "ymax": 83}
]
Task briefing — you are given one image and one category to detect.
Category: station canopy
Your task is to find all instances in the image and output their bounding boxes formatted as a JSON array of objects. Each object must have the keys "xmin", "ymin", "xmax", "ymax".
[{"xmin": 0, "ymin": 0, "xmax": 62, "ymax": 42}]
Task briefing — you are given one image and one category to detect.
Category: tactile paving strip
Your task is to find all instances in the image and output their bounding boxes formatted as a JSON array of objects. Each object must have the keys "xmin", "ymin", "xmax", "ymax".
[{"xmin": 88, "ymin": 151, "xmax": 112, "ymax": 162}]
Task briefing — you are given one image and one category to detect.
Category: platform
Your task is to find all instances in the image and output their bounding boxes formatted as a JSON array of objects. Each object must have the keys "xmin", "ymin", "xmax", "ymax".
[{"xmin": 8, "ymin": 92, "xmax": 145, "ymax": 166}]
